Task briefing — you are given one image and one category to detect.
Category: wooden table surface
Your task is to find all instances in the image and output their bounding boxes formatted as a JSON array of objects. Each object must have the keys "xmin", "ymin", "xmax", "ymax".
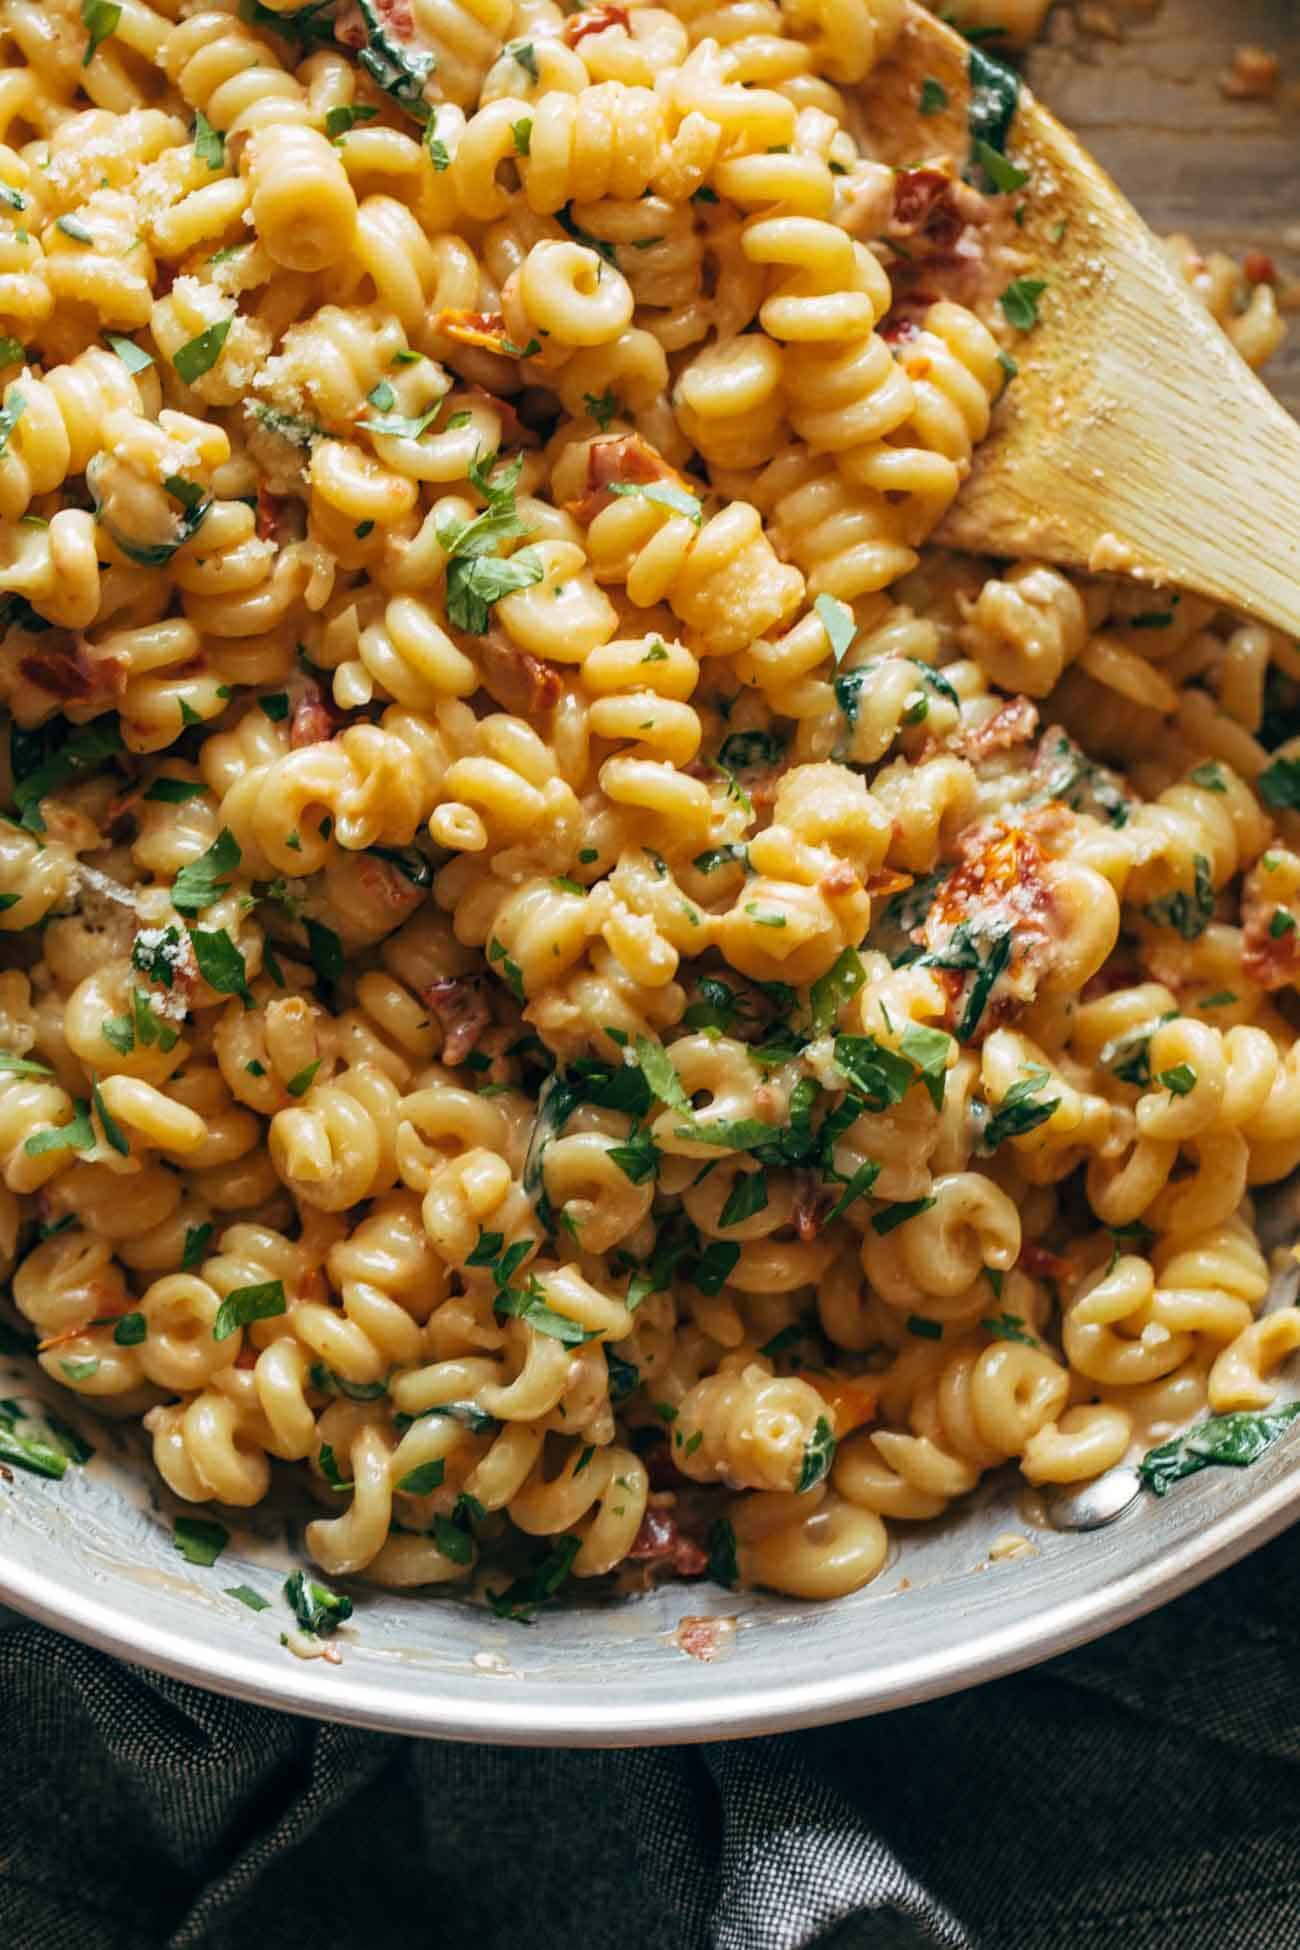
[{"xmin": 1025, "ymin": 0, "xmax": 1300, "ymax": 412}]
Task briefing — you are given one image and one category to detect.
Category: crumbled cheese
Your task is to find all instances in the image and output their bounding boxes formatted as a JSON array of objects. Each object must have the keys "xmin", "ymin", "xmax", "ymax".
[
  {"xmin": 1089, "ymin": 531, "xmax": 1139, "ymax": 575},
  {"xmin": 129, "ymin": 925, "xmax": 188, "ymax": 1014},
  {"xmin": 170, "ymin": 273, "xmax": 231, "ymax": 330},
  {"xmin": 249, "ymin": 352, "xmax": 309, "ymax": 422}
]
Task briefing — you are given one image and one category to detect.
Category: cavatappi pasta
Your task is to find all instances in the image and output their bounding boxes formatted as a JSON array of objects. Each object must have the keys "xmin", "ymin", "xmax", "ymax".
[{"xmin": 0, "ymin": 0, "xmax": 1294, "ymax": 1620}]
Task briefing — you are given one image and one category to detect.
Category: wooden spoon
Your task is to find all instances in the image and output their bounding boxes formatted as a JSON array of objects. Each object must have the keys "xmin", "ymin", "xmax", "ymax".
[{"xmin": 857, "ymin": 4, "xmax": 1300, "ymax": 634}]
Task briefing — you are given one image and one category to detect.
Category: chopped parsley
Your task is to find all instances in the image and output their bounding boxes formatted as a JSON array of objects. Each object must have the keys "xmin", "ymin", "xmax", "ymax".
[
  {"xmin": 0, "ymin": 387, "xmax": 24, "ymax": 461},
  {"xmin": 182, "ymin": 1223, "xmax": 213, "ymax": 1271},
  {"xmin": 357, "ymin": 398, "xmax": 444, "ymax": 441},
  {"xmin": 706, "ymin": 1516, "xmax": 738, "ymax": 1588},
  {"xmin": 982, "ymin": 1066, "xmax": 1059, "ymax": 1148},
  {"xmin": 284, "ymin": 1569, "xmax": 353, "ymax": 1634},
  {"xmin": 11, "ymin": 714, "xmax": 123, "ymax": 833},
  {"xmin": 606, "ymin": 1124, "xmax": 660, "ymax": 1186},
  {"xmin": 189, "ymin": 927, "xmax": 250, "ymax": 1002},
  {"xmin": 1142, "ymin": 854, "xmax": 1214, "ymax": 940},
  {"xmin": 0, "ymin": 1398, "xmax": 93, "ymax": 1479},
  {"xmin": 1140, "ymin": 1406, "xmax": 1300, "ymax": 1497},
  {"xmin": 437, "ymin": 451, "xmax": 543, "ymax": 632},
  {"xmin": 718, "ymin": 729, "xmax": 784, "ymax": 771},
  {"xmin": 144, "ymin": 776, "xmax": 207, "ymax": 803},
  {"xmin": 105, "ymin": 333, "xmax": 153, "ymax": 374},
  {"xmin": 682, "ymin": 975, "xmax": 749, "ymax": 1033},
  {"xmin": 796, "ymin": 1415, "xmax": 836, "ymax": 1493},
  {"xmin": 92, "ymin": 1076, "xmax": 129, "ymax": 1157},
  {"xmin": 303, "ymin": 918, "xmax": 344, "ymax": 991},
  {"xmin": 833, "ymin": 1033, "xmax": 937, "ymax": 1112},
  {"xmin": 506, "ymin": 38, "xmax": 539, "ymax": 80},
  {"xmin": 193, "ymin": 111, "xmax": 224, "ymax": 169},
  {"xmin": 174, "ymin": 1516, "xmax": 228, "ymax": 1565},
  {"xmin": 897, "ymin": 1024, "xmax": 952, "ymax": 1111},
  {"xmin": 250, "ymin": 403, "xmax": 321, "ymax": 448},
  {"xmin": 172, "ymin": 319, "xmax": 232, "ymax": 385},
  {"xmin": 583, "ymin": 389, "xmax": 619, "ymax": 431},
  {"xmin": 487, "ymin": 935, "xmax": 525, "ymax": 1001},
  {"xmin": 605, "ymin": 1349, "xmax": 640, "ymax": 1402},
  {"xmin": 824, "ymin": 1156, "xmax": 881, "ymax": 1226},
  {"xmin": 226, "ymin": 1584, "xmax": 271, "ymax": 1611},
  {"xmin": 1258, "ymin": 757, "xmax": 1300, "ymax": 810},
  {"xmin": 325, "ymin": 102, "xmax": 379, "ymax": 140},
  {"xmin": 967, "ymin": 43, "xmax": 1019, "ymax": 154},
  {"xmin": 981, "ymin": 1313, "xmax": 1036, "ymax": 1345},
  {"xmin": 24, "ymin": 1101, "xmax": 95, "ymax": 1160},
  {"xmin": 813, "ymin": 593, "xmax": 856, "ymax": 664},
  {"xmin": 211, "ymin": 1280, "xmax": 286, "ymax": 1342},
  {"xmin": 495, "ymin": 1273, "xmax": 597, "ymax": 1345},
  {"xmin": 917, "ymin": 923, "xmax": 1014, "ymax": 1041},
  {"xmin": 81, "ymin": 0, "xmax": 121, "ymax": 63},
  {"xmin": 717, "ymin": 1169, "xmax": 767, "ymax": 1228},
  {"xmin": 0, "ymin": 1053, "xmax": 52, "ymax": 1079},
  {"xmin": 607, "ymin": 480, "xmax": 702, "ymax": 524},
  {"xmin": 354, "ymin": 0, "xmax": 435, "ymax": 117},
  {"xmin": 432, "ymin": 1513, "xmax": 475, "ymax": 1565},
  {"xmin": 691, "ymin": 1241, "xmax": 740, "ymax": 1295},
  {"xmin": 486, "ymin": 1535, "xmax": 581, "ymax": 1621},
  {"xmin": 872, "ymin": 1197, "xmax": 937, "ymax": 1236},
  {"xmin": 999, "ymin": 277, "xmax": 1048, "ymax": 331},
  {"xmin": 808, "ymin": 946, "xmax": 867, "ymax": 1036},
  {"xmin": 1031, "ymin": 733, "xmax": 1130, "ymax": 828},
  {"xmin": 972, "ymin": 138, "xmax": 1028, "ymax": 194},
  {"xmin": 172, "ymin": 828, "xmax": 241, "ymax": 915}
]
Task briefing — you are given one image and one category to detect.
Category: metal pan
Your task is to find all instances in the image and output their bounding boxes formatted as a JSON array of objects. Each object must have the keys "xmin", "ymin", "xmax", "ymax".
[
  {"xmin": 2, "ymin": 1329, "xmax": 1300, "ymax": 1745},
  {"xmin": 1, "ymin": 0, "xmax": 1297, "ymax": 1744}
]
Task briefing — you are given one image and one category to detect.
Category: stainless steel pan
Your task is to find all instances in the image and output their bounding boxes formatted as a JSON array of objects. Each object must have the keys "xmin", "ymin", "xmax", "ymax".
[{"xmin": 1, "ymin": 0, "xmax": 1296, "ymax": 1744}]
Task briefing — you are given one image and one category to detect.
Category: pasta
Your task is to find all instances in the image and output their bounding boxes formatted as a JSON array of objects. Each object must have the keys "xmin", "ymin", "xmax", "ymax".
[{"xmin": 0, "ymin": 0, "xmax": 1294, "ymax": 1629}]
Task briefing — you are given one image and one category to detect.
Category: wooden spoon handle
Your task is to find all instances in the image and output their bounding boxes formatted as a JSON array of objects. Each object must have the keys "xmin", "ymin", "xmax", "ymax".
[
  {"xmin": 940, "ymin": 87, "xmax": 1300, "ymax": 637},
  {"xmin": 861, "ymin": 5, "xmax": 1300, "ymax": 635}
]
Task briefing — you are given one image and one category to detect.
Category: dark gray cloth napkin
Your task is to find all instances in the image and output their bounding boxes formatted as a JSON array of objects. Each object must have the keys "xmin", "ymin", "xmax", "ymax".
[{"xmin": 5, "ymin": 1526, "xmax": 1300, "ymax": 1950}]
